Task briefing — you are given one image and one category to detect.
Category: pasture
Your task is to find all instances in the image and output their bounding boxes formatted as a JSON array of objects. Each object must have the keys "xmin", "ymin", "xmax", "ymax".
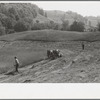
[
  {"xmin": 0, "ymin": 29, "xmax": 100, "ymax": 42},
  {"xmin": 0, "ymin": 30, "xmax": 100, "ymax": 81}
]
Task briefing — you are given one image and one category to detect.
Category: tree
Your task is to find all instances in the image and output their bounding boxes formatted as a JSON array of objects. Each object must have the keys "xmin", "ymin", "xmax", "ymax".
[
  {"xmin": 89, "ymin": 21, "xmax": 91, "ymax": 27},
  {"xmin": 22, "ymin": 17, "xmax": 33, "ymax": 29},
  {"xmin": 70, "ymin": 21, "xmax": 78, "ymax": 31},
  {"xmin": 36, "ymin": 20, "xmax": 39, "ymax": 23},
  {"xmin": 97, "ymin": 22, "xmax": 100, "ymax": 31},
  {"xmin": 31, "ymin": 22, "xmax": 40, "ymax": 30},
  {"xmin": 70, "ymin": 21, "xmax": 85, "ymax": 32},
  {"xmin": 78, "ymin": 22, "xmax": 85, "ymax": 32},
  {"xmin": 84, "ymin": 18, "xmax": 88, "ymax": 25},
  {"xmin": 38, "ymin": 8, "xmax": 44, "ymax": 16},
  {"xmin": 3, "ymin": 17, "xmax": 16, "ymax": 29},
  {"xmin": 32, "ymin": 9, "xmax": 37, "ymax": 18},
  {"xmin": 0, "ymin": 3, "xmax": 39, "ymax": 35},
  {"xmin": 8, "ymin": 7, "xmax": 20, "ymax": 20},
  {"xmin": 54, "ymin": 24, "xmax": 59, "ymax": 30},
  {"xmin": 62, "ymin": 20, "xmax": 69, "ymax": 31},
  {"xmin": 0, "ymin": 26, "xmax": 5, "ymax": 35},
  {"xmin": 45, "ymin": 12, "xmax": 47, "ymax": 17},
  {"xmin": 0, "ymin": 22, "xmax": 5, "ymax": 35},
  {"xmin": 14, "ymin": 20, "xmax": 30, "ymax": 32},
  {"xmin": 0, "ymin": 13, "xmax": 8, "ymax": 26},
  {"xmin": 48, "ymin": 21, "xmax": 55, "ymax": 29}
]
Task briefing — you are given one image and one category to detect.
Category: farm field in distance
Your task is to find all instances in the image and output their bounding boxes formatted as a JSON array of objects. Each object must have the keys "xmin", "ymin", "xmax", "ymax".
[{"xmin": 0, "ymin": 30, "xmax": 100, "ymax": 82}]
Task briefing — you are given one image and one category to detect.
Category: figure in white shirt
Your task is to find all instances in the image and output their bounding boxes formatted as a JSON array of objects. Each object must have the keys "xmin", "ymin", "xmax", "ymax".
[{"xmin": 14, "ymin": 56, "xmax": 19, "ymax": 72}]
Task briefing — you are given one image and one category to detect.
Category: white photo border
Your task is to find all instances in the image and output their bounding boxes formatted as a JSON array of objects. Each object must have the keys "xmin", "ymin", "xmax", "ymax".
[{"xmin": 0, "ymin": 1, "xmax": 100, "ymax": 99}]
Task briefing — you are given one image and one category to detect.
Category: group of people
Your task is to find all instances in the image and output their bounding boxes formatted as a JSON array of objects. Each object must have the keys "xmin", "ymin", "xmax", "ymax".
[
  {"xmin": 14, "ymin": 49, "xmax": 63, "ymax": 73},
  {"xmin": 14, "ymin": 42, "xmax": 85, "ymax": 73},
  {"xmin": 47, "ymin": 49, "xmax": 63, "ymax": 60},
  {"xmin": 13, "ymin": 49, "xmax": 63, "ymax": 73}
]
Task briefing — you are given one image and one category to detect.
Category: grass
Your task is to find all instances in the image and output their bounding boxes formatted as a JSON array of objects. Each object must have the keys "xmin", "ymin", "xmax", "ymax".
[
  {"xmin": 0, "ymin": 29, "xmax": 100, "ymax": 74},
  {"xmin": 0, "ymin": 41, "xmax": 47, "ymax": 74},
  {"xmin": 0, "ymin": 29, "xmax": 100, "ymax": 42}
]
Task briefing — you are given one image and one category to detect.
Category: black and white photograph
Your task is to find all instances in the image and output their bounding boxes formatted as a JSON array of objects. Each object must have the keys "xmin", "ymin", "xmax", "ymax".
[{"xmin": 0, "ymin": 1, "xmax": 100, "ymax": 83}]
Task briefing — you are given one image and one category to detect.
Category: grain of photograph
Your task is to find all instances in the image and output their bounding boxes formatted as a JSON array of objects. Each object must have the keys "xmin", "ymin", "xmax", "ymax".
[{"xmin": 0, "ymin": 1, "xmax": 100, "ymax": 83}]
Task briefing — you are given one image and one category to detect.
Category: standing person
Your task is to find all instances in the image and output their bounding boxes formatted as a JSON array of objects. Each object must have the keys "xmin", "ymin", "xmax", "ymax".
[
  {"xmin": 82, "ymin": 42, "xmax": 85, "ymax": 50},
  {"xmin": 14, "ymin": 56, "xmax": 19, "ymax": 72}
]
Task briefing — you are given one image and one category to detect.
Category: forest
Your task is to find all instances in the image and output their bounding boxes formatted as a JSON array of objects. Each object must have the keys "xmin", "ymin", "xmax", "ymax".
[{"xmin": 0, "ymin": 3, "xmax": 99, "ymax": 36}]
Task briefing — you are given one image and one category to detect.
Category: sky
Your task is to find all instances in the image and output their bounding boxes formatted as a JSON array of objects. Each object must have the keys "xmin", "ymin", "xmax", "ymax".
[{"xmin": 32, "ymin": 1, "xmax": 100, "ymax": 17}]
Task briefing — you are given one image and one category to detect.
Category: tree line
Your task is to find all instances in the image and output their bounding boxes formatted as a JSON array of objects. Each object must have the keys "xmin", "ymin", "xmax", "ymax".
[
  {"xmin": 0, "ymin": 3, "xmax": 47, "ymax": 35},
  {"xmin": 0, "ymin": 3, "xmax": 100, "ymax": 36}
]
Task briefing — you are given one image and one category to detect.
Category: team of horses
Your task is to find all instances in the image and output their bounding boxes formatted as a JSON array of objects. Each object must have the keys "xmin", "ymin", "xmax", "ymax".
[{"xmin": 47, "ymin": 49, "xmax": 63, "ymax": 60}]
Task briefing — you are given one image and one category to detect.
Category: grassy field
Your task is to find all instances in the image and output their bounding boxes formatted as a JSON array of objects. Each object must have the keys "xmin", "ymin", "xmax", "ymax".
[
  {"xmin": 0, "ymin": 29, "xmax": 100, "ymax": 42},
  {"xmin": 0, "ymin": 41, "xmax": 47, "ymax": 74},
  {"xmin": 0, "ymin": 29, "xmax": 100, "ymax": 74}
]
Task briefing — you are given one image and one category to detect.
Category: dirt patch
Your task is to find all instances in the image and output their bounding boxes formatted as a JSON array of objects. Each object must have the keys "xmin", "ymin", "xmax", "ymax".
[{"xmin": 0, "ymin": 40, "xmax": 100, "ymax": 82}]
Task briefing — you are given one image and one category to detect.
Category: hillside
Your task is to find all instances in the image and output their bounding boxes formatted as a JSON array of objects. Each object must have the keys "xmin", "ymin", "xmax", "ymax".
[
  {"xmin": 1, "ymin": 51, "xmax": 100, "ymax": 83},
  {"xmin": 0, "ymin": 30, "xmax": 100, "ymax": 82},
  {"xmin": 46, "ymin": 10, "xmax": 80, "ymax": 24},
  {"xmin": 46, "ymin": 10, "xmax": 99, "ymax": 27},
  {"xmin": 0, "ymin": 38, "xmax": 100, "ymax": 82},
  {"xmin": 85, "ymin": 16, "xmax": 100, "ymax": 27},
  {"xmin": 0, "ymin": 30, "xmax": 84, "ymax": 41},
  {"xmin": 0, "ymin": 3, "xmax": 99, "ymax": 36},
  {"xmin": 0, "ymin": 3, "xmax": 51, "ymax": 35},
  {"xmin": 0, "ymin": 30, "xmax": 100, "ymax": 42},
  {"xmin": 33, "ymin": 14, "xmax": 51, "ymax": 23},
  {"xmin": 0, "ymin": 3, "xmax": 100, "ymax": 83}
]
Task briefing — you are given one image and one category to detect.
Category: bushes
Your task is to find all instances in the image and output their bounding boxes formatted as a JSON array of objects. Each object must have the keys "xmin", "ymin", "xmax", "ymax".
[
  {"xmin": 0, "ymin": 3, "xmax": 88, "ymax": 36},
  {"xmin": 97, "ymin": 22, "xmax": 100, "ymax": 31},
  {"xmin": 31, "ymin": 22, "xmax": 47, "ymax": 30},
  {"xmin": 14, "ymin": 20, "xmax": 30, "ymax": 32},
  {"xmin": 61, "ymin": 20, "xmax": 70, "ymax": 31},
  {"xmin": 70, "ymin": 21, "xmax": 85, "ymax": 32},
  {"xmin": 0, "ymin": 3, "xmax": 39, "ymax": 35},
  {"xmin": 31, "ymin": 22, "xmax": 41, "ymax": 30},
  {"xmin": 7, "ymin": 29, "xmax": 15, "ymax": 34},
  {"xmin": 0, "ymin": 26, "xmax": 6, "ymax": 35},
  {"xmin": 38, "ymin": 8, "xmax": 45, "ymax": 16},
  {"xmin": 31, "ymin": 21, "xmax": 61, "ymax": 30}
]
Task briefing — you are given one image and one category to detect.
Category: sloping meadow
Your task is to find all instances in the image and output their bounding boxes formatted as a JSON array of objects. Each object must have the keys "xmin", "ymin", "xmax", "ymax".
[{"xmin": 0, "ymin": 30, "xmax": 100, "ymax": 74}]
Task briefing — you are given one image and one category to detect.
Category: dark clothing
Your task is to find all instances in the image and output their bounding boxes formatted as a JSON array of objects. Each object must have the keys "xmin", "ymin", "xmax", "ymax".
[
  {"xmin": 47, "ymin": 49, "xmax": 62, "ymax": 60},
  {"xmin": 47, "ymin": 50, "xmax": 51, "ymax": 58},
  {"xmin": 15, "ymin": 64, "xmax": 19, "ymax": 72},
  {"xmin": 82, "ymin": 43, "xmax": 84, "ymax": 50},
  {"xmin": 14, "ymin": 58, "xmax": 19, "ymax": 72}
]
